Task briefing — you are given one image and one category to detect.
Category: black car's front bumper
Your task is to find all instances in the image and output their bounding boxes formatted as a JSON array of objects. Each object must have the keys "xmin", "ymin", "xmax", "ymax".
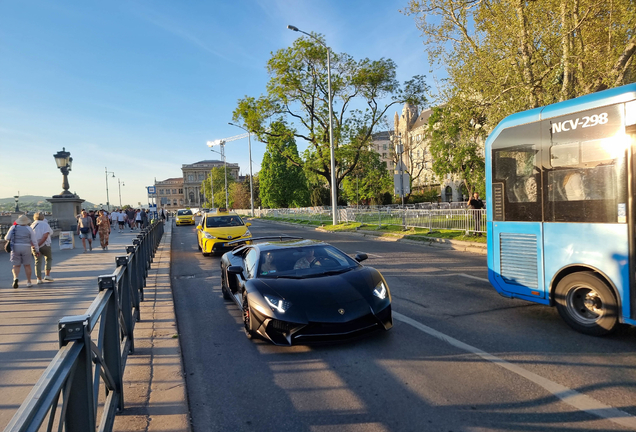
[{"xmin": 251, "ymin": 304, "xmax": 392, "ymax": 346}]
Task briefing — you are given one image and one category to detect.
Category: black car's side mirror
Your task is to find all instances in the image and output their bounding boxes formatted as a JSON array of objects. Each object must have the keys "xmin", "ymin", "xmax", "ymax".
[
  {"xmin": 354, "ymin": 253, "xmax": 368, "ymax": 263},
  {"xmin": 228, "ymin": 265, "xmax": 245, "ymax": 279}
]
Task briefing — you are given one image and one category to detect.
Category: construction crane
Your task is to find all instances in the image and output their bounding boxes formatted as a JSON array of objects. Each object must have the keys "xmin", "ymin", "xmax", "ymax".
[
  {"xmin": 206, "ymin": 133, "xmax": 249, "ymax": 148},
  {"xmin": 206, "ymin": 133, "xmax": 250, "ymax": 210}
]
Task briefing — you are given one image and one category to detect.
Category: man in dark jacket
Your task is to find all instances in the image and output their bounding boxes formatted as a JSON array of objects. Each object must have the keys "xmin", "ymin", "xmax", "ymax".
[
  {"xmin": 139, "ymin": 208, "xmax": 149, "ymax": 229},
  {"xmin": 467, "ymin": 192, "xmax": 484, "ymax": 235}
]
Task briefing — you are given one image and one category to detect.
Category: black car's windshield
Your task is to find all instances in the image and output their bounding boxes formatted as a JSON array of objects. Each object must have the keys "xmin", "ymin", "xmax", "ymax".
[
  {"xmin": 206, "ymin": 215, "xmax": 244, "ymax": 228},
  {"xmin": 258, "ymin": 245, "xmax": 358, "ymax": 278},
  {"xmin": 178, "ymin": 210, "xmax": 192, "ymax": 216}
]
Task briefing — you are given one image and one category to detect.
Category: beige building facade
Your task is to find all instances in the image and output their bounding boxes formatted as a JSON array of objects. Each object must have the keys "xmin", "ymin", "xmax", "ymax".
[
  {"xmin": 155, "ymin": 178, "xmax": 184, "ymax": 209},
  {"xmin": 181, "ymin": 160, "xmax": 240, "ymax": 207},
  {"xmin": 390, "ymin": 103, "xmax": 466, "ymax": 202}
]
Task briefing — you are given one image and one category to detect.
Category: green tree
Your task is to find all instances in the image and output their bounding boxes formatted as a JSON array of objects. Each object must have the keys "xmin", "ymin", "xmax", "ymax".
[
  {"xmin": 233, "ymin": 35, "xmax": 429, "ymax": 205},
  {"xmin": 259, "ymin": 123, "xmax": 310, "ymax": 208},
  {"xmin": 341, "ymin": 150, "xmax": 393, "ymax": 205},
  {"xmin": 201, "ymin": 167, "xmax": 236, "ymax": 209},
  {"xmin": 427, "ymin": 106, "xmax": 486, "ymax": 196},
  {"xmin": 404, "ymin": 0, "xmax": 636, "ymax": 129},
  {"xmin": 230, "ymin": 182, "xmax": 250, "ymax": 209}
]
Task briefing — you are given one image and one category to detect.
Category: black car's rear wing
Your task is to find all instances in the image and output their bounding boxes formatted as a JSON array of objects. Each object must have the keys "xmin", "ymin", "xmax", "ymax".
[{"xmin": 225, "ymin": 235, "xmax": 304, "ymax": 247}]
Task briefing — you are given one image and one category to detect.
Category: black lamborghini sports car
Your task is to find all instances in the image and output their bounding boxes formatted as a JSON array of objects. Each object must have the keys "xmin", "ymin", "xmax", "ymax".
[{"xmin": 219, "ymin": 237, "xmax": 392, "ymax": 345}]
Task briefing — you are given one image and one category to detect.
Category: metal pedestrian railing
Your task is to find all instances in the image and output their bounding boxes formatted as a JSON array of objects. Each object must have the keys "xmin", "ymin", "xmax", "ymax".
[
  {"xmin": 235, "ymin": 206, "xmax": 487, "ymax": 234},
  {"xmin": 3, "ymin": 221, "xmax": 164, "ymax": 432},
  {"xmin": 0, "ymin": 219, "xmax": 58, "ymax": 237}
]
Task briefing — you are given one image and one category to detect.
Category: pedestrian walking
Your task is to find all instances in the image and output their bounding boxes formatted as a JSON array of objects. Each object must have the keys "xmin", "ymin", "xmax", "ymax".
[
  {"xmin": 140, "ymin": 208, "xmax": 148, "ymax": 229},
  {"xmin": 31, "ymin": 212, "xmax": 54, "ymax": 284},
  {"xmin": 160, "ymin": 208, "xmax": 166, "ymax": 224},
  {"xmin": 135, "ymin": 209, "xmax": 142, "ymax": 230},
  {"xmin": 117, "ymin": 210, "xmax": 126, "ymax": 233},
  {"xmin": 109, "ymin": 209, "xmax": 117, "ymax": 228},
  {"xmin": 89, "ymin": 210, "xmax": 98, "ymax": 241},
  {"xmin": 126, "ymin": 208, "xmax": 136, "ymax": 231},
  {"xmin": 96, "ymin": 210, "xmax": 111, "ymax": 250},
  {"xmin": 5, "ymin": 214, "xmax": 40, "ymax": 288},
  {"xmin": 467, "ymin": 192, "xmax": 485, "ymax": 236},
  {"xmin": 77, "ymin": 210, "xmax": 95, "ymax": 252}
]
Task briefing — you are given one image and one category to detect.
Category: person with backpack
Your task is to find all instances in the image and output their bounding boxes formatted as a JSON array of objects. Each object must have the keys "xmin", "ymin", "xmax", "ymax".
[{"xmin": 5, "ymin": 214, "xmax": 40, "ymax": 288}]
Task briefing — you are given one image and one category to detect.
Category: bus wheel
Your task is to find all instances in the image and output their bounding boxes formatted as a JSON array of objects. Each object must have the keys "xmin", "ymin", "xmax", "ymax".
[{"xmin": 555, "ymin": 272, "xmax": 618, "ymax": 336}]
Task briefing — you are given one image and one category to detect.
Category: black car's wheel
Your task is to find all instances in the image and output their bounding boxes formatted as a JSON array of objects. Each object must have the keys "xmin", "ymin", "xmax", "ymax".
[
  {"xmin": 555, "ymin": 272, "xmax": 618, "ymax": 336},
  {"xmin": 242, "ymin": 294, "xmax": 255, "ymax": 339}
]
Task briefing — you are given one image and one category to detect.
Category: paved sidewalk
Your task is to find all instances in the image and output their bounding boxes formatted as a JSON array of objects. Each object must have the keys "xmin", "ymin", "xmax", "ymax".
[
  {"xmin": 0, "ymin": 223, "xmax": 189, "ymax": 431},
  {"xmin": 113, "ymin": 223, "xmax": 190, "ymax": 432}
]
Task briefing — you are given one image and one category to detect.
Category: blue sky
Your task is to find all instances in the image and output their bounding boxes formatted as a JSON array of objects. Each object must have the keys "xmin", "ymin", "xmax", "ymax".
[{"xmin": 0, "ymin": 0, "xmax": 437, "ymax": 207}]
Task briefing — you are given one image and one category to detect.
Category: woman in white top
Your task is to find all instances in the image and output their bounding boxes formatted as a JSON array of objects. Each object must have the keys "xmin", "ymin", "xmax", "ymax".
[{"xmin": 5, "ymin": 214, "xmax": 40, "ymax": 288}]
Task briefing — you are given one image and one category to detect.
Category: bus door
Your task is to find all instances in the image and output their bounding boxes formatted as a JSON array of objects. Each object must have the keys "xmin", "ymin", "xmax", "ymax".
[{"xmin": 490, "ymin": 122, "xmax": 546, "ymax": 299}]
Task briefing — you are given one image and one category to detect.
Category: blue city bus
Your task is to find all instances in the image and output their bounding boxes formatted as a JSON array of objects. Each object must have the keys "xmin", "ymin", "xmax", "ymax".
[{"xmin": 486, "ymin": 83, "xmax": 636, "ymax": 335}]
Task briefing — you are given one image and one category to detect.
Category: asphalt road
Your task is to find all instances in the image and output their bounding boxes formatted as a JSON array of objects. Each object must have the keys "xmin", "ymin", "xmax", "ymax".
[{"xmin": 171, "ymin": 219, "xmax": 636, "ymax": 432}]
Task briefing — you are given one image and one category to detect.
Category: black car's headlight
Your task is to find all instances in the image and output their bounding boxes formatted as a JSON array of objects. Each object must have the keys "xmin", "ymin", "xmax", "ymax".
[
  {"xmin": 373, "ymin": 281, "xmax": 387, "ymax": 300},
  {"xmin": 264, "ymin": 295, "xmax": 292, "ymax": 313}
]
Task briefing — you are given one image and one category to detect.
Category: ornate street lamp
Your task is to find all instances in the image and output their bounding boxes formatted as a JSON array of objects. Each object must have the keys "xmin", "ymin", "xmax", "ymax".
[{"xmin": 53, "ymin": 148, "xmax": 74, "ymax": 197}]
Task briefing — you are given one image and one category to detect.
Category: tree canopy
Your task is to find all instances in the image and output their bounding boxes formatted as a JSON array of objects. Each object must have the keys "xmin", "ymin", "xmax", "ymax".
[
  {"xmin": 259, "ymin": 122, "xmax": 310, "ymax": 208},
  {"xmin": 201, "ymin": 167, "xmax": 236, "ymax": 209},
  {"xmin": 233, "ymin": 34, "xmax": 429, "ymax": 205},
  {"xmin": 404, "ymin": 0, "xmax": 635, "ymax": 194},
  {"xmin": 340, "ymin": 148, "xmax": 393, "ymax": 205},
  {"xmin": 404, "ymin": 0, "xmax": 636, "ymax": 128}
]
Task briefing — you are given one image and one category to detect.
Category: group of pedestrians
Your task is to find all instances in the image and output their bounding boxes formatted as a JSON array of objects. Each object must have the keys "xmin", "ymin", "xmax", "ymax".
[
  {"xmin": 4, "ymin": 207, "xmax": 154, "ymax": 288},
  {"xmin": 109, "ymin": 208, "xmax": 149, "ymax": 233},
  {"xmin": 4, "ymin": 213, "xmax": 54, "ymax": 289}
]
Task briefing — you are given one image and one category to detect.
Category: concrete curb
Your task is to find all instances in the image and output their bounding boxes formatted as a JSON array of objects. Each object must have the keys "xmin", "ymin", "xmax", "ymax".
[
  {"xmin": 113, "ymin": 224, "xmax": 191, "ymax": 432},
  {"xmin": 256, "ymin": 219, "xmax": 487, "ymax": 256}
]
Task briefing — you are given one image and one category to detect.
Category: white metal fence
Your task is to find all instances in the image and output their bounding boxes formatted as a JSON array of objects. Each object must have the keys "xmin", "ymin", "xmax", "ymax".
[{"xmin": 235, "ymin": 206, "xmax": 486, "ymax": 234}]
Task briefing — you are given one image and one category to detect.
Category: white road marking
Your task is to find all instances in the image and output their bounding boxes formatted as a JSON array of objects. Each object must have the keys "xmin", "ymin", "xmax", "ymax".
[
  {"xmin": 417, "ymin": 273, "xmax": 490, "ymax": 283},
  {"xmin": 355, "ymin": 251, "xmax": 383, "ymax": 258},
  {"xmin": 393, "ymin": 311, "xmax": 636, "ymax": 429},
  {"xmin": 455, "ymin": 273, "xmax": 490, "ymax": 283}
]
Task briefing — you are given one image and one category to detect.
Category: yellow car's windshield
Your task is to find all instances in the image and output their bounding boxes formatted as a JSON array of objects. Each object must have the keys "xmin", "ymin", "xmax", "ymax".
[
  {"xmin": 206, "ymin": 216, "xmax": 243, "ymax": 228},
  {"xmin": 178, "ymin": 210, "xmax": 192, "ymax": 216}
]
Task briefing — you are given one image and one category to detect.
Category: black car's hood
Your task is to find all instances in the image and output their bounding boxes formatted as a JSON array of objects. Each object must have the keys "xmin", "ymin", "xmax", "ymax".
[{"xmin": 256, "ymin": 266, "xmax": 382, "ymax": 322}]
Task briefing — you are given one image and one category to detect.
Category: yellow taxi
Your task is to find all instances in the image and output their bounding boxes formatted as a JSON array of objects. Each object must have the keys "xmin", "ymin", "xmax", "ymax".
[
  {"xmin": 176, "ymin": 209, "xmax": 196, "ymax": 226},
  {"xmin": 197, "ymin": 210, "xmax": 252, "ymax": 256}
]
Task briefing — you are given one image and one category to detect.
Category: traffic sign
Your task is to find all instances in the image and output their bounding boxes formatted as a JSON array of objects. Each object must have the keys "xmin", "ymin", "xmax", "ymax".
[{"xmin": 394, "ymin": 173, "xmax": 411, "ymax": 196}]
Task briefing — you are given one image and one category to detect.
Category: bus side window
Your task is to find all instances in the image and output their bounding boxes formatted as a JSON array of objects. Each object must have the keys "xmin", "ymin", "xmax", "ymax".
[{"xmin": 543, "ymin": 120, "xmax": 627, "ymax": 223}]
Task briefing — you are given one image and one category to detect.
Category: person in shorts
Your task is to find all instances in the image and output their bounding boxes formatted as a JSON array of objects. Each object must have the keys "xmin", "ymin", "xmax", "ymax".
[
  {"xmin": 117, "ymin": 210, "xmax": 126, "ymax": 233},
  {"xmin": 31, "ymin": 212, "xmax": 54, "ymax": 284},
  {"xmin": 77, "ymin": 210, "xmax": 95, "ymax": 252},
  {"xmin": 5, "ymin": 214, "xmax": 40, "ymax": 288}
]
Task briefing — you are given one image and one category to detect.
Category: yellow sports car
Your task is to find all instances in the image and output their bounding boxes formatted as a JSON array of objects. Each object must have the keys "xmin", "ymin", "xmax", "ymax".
[
  {"xmin": 197, "ymin": 211, "xmax": 252, "ymax": 256},
  {"xmin": 176, "ymin": 209, "xmax": 195, "ymax": 226}
]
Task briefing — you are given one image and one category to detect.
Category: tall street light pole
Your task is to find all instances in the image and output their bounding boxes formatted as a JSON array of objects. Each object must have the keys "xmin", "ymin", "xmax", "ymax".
[
  {"xmin": 228, "ymin": 122, "xmax": 254, "ymax": 217},
  {"xmin": 206, "ymin": 144, "xmax": 229, "ymax": 209},
  {"xmin": 287, "ymin": 25, "xmax": 338, "ymax": 225},
  {"xmin": 118, "ymin": 179, "xmax": 125, "ymax": 207},
  {"xmin": 105, "ymin": 167, "xmax": 115, "ymax": 212}
]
